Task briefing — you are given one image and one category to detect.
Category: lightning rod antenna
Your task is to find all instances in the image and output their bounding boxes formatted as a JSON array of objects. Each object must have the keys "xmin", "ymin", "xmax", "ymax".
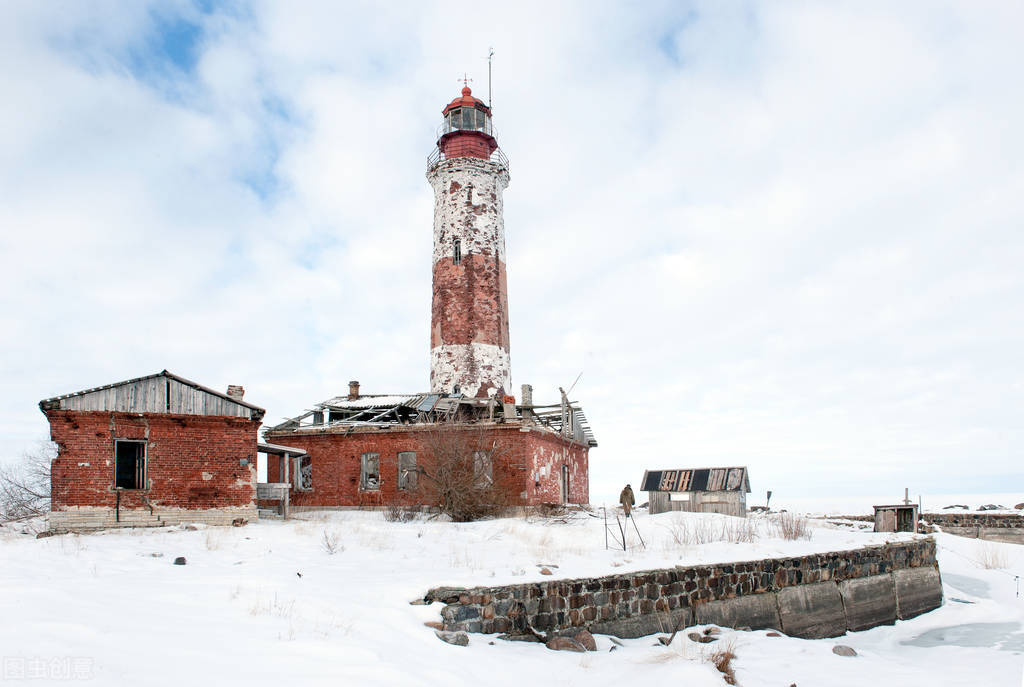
[{"xmin": 488, "ymin": 47, "xmax": 494, "ymax": 110}]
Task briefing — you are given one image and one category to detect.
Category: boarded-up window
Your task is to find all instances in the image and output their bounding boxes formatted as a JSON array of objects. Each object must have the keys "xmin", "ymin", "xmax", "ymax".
[
  {"xmin": 295, "ymin": 456, "xmax": 313, "ymax": 491},
  {"xmin": 114, "ymin": 440, "xmax": 146, "ymax": 490},
  {"xmin": 361, "ymin": 452, "xmax": 380, "ymax": 490},
  {"xmin": 473, "ymin": 450, "xmax": 492, "ymax": 487},
  {"xmin": 398, "ymin": 451, "xmax": 418, "ymax": 490}
]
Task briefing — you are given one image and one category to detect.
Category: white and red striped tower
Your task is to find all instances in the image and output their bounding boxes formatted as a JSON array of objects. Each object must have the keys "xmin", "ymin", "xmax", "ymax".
[{"xmin": 427, "ymin": 85, "xmax": 511, "ymax": 398}]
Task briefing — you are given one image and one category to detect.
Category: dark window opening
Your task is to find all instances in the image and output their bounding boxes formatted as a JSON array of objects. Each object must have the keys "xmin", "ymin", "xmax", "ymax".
[
  {"xmin": 398, "ymin": 451, "xmax": 418, "ymax": 490},
  {"xmin": 114, "ymin": 440, "xmax": 146, "ymax": 490},
  {"xmin": 453, "ymin": 239, "xmax": 462, "ymax": 265},
  {"xmin": 361, "ymin": 452, "xmax": 380, "ymax": 491}
]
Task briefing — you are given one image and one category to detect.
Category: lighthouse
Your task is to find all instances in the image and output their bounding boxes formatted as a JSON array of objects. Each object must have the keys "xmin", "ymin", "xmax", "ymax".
[{"xmin": 427, "ymin": 85, "xmax": 512, "ymax": 399}]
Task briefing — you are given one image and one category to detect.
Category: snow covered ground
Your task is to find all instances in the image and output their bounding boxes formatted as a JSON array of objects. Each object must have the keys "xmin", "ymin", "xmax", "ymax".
[{"xmin": 0, "ymin": 509, "xmax": 1021, "ymax": 686}]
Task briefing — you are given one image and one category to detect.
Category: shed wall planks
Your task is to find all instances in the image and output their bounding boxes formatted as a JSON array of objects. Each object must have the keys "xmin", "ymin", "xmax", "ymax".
[{"xmin": 54, "ymin": 378, "xmax": 250, "ymax": 418}]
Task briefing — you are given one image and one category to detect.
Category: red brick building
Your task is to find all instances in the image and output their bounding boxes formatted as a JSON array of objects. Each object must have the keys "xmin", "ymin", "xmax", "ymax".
[
  {"xmin": 41, "ymin": 370, "xmax": 264, "ymax": 531},
  {"xmin": 262, "ymin": 385, "xmax": 593, "ymax": 511}
]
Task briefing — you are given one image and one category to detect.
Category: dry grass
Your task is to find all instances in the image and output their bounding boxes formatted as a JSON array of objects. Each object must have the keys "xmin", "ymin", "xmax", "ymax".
[
  {"xmin": 249, "ymin": 593, "xmax": 296, "ymax": 618},
  {"xmin": 664, "ymin": 516, "xmax": 759, "ymax": 548},
  {"xmin": 975, "ymin": 542, "xmax": 1010, "ymax": 569},
  {"xmin": 204, "ymin": 531, "xmax": 222, "ymax": 550},
  {"xmin": 709, "ymin": 644, "xmax": 739, "ymax": 685},
  {"xmin": 770, "ymin": 512, "xmax": 812, "ymax": 541}
]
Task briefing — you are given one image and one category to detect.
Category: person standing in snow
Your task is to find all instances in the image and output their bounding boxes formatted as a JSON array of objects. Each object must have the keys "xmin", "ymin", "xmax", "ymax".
[{"xmin": 619, "ymin": 484, "xmax": 635, "ymax": 518}]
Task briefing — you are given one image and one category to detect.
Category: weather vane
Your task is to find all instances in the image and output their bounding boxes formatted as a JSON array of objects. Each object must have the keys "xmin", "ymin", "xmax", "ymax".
[{"xmin": 459, "ymin": 73, "xmax": 473, "ymax": 88}]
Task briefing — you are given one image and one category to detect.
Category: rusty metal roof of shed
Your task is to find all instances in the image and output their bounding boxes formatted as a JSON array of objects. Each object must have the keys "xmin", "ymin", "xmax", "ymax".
[{"xmin": 640, "ymin": 467, "xmax": 750, "ymax": 493}]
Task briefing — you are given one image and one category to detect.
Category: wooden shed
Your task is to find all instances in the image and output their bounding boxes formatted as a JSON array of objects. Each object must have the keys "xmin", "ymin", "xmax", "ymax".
[
  {"xmin": 873, "ymin": 504, "xmax": 919, "ymax": 533},
  {"xmin": 641, "ymin": 467, "xmax": 751, "ymax": 517}
]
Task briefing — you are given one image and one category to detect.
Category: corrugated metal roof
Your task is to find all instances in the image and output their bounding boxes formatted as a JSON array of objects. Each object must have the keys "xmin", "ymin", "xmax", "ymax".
[{"xmin": 320, "ymin": 394, "xmax": 421, "ymax": 409}]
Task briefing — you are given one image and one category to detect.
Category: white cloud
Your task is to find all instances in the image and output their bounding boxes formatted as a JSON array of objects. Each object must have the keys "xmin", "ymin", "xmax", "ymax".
[{"xmin": 1, "ymin": 1, "xmax": 1022, "ymax": 506}]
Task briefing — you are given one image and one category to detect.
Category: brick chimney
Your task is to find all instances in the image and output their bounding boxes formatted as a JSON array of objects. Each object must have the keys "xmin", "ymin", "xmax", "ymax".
[
  {"xmin": 348, "ymin": 380, "xmax": 360, "ymax": 400},
  {"xmin": 226, "ymin": 385, "xmax": 245, "ymax": 401}
]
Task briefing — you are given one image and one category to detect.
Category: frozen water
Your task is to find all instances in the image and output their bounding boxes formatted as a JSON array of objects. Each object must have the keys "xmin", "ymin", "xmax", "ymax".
[
  {"xmin": 943, "ymin": 572, "xmax": 991, "ymax": 598},
  {"xmin": 902, "ymin": 622, "xmax": 1024, "ymax": 653}
]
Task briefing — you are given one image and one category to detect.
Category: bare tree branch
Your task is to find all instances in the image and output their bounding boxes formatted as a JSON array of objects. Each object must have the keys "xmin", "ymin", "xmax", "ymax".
[{"xmin": 0, "ymin": 440, "xmax": 54, "ymax": 522}]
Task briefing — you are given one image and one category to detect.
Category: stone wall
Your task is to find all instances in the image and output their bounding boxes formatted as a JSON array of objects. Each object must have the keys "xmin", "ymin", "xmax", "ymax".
[
  {"xmin": 424, "ymin": 539, "xmax": 942, "ymax": 640},
  {"xmin": 922, "ymin": 513, "xmax": 1024, "ymax": 544},
  {"xmin": 922, "ymin": 513, "xmax": 1024, "ymax": 528}
]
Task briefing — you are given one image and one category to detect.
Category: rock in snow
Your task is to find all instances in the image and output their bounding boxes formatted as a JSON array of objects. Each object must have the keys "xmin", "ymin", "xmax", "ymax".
[
  {"xmin": 546, "ymin": 637, "xmax": 587, "ymax": 652},
  {"xmin": 173, "ymin": 557, "xmax": 187, "ymax": 565},
  {"xmin": 832, "ymin": 645, "xmax": 857, "ymax": 657},
  {"xmin": 573, "ymin": 630, "xmax": 597, "ymax": 651},
  {"xmin": 435, "ymin": 631, "xmax": 469, "ymax": 647}
]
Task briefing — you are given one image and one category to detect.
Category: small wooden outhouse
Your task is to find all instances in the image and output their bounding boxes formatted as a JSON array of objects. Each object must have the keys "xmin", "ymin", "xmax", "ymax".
[{"xmin": 873, "ymin": 504, "xmax": 919, "ymax": 533}]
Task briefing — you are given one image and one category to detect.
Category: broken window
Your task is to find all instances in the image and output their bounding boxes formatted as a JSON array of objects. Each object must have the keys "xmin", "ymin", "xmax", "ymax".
[
  {"xmin": 473, "ymin": 450, "xmax": 492, "ymax": 487},
  {"xmin": 398, "ymin": 451, "xmax": 418, "ymax": 490},
  {"xmin": 295, "ymin": 456, "xmax": 313, "ymax": 491},
  {"xmin": 114, "ymin": 440, "xmax": 146, "ymax": 490},
  {"xmin": 361, "ymin": 452, "xmax": 380, "ymax": 491},
  {"xmin": 453, "ymin": 239, "xmax": 462, "ymax": 265}
]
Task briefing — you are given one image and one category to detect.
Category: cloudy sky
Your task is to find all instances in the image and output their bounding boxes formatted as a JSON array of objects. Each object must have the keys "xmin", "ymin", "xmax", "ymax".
[{"xmin": 2, "ymin": 1, "xmax": 1021, "ymax": 505}]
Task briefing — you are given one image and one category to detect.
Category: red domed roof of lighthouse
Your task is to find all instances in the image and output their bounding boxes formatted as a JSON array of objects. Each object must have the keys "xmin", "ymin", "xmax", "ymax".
[{"xmin": 442, "ymin": 86, "xmax": 490, "ymax": 116}]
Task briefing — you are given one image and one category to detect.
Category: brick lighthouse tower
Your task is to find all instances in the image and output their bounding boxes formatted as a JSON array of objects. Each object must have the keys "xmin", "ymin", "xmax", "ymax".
[{"xmin": 427, "ymin": 85, "xmax": 511, "ymax": 398}]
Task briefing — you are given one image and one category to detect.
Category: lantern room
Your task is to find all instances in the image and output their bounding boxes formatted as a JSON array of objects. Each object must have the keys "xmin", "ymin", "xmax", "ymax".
[{"xmin": 435, "ymin": 86, "xmax": 499, "ymax": 162}]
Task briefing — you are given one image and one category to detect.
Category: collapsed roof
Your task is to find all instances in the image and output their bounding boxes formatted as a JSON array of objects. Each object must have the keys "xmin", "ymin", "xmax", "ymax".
[{"xmin": 265, "ymin": 390, "xmax": 597, "ymax": 447}]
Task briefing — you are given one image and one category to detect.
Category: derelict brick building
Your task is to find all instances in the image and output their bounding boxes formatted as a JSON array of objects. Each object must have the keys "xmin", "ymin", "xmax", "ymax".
[
  {"xmin": 262, "ymin": 86, "xmax": 596, "ymax": 511},
  {"xmin": 41, "ymin": 371, "xmax": 264, "ymax": 531}
]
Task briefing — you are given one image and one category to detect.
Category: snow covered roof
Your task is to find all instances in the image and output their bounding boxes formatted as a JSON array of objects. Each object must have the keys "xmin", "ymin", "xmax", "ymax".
[{"xmin": 320, "ymin": 394, "xmax": 422, "ymax": 409}]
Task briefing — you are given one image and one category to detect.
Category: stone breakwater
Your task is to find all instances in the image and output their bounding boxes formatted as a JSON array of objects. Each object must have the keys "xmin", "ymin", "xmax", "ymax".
[
  {"xmin": 424, "ymin": 539, "xmax": 942, "ymax": 640},
  {"xmin": 922, "ymin": 513, "xmax": 1024, "ymax": 544}
]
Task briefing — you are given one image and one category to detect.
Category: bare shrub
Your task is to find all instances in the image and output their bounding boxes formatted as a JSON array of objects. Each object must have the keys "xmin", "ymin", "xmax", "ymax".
[
  {"xmin": 975, "ymin": 542, "xmax": 1009, "ymax": 569},
  {"xmin": 770, "ymin": 512, "xmax": 812, "ymax": 540},
  {"xmin": 321, "ymin": 528, "xmax": 343, "ymax": 555},
  {"xmin": 382, "ymin": 491, "xmax": 420, "ymax": 523},
  {"xmin": 417, "ymin": 423, "xmax": 517, "ymax": 522},
  {"xmin": 0, "ymin": 441, "xmax": 55, "ymax": 522},
  {"xmin": 383, "ymin": 502, "xmax": 419, "ymax": 523}
]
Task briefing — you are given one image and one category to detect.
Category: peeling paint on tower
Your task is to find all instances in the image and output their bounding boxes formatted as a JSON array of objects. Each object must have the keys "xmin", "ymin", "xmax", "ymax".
[{"xmin": 427, "ymin": 86, "xmax": 512, "ymax": 398}]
